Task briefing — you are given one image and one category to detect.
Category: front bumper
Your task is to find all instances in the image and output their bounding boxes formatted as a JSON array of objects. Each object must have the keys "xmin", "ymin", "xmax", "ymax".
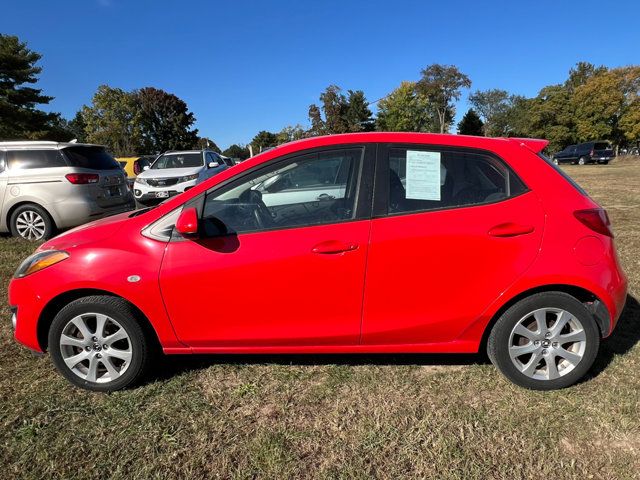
[{"xmin": 133, "ymin": 179, "xmax": 196, "ymax": 204}]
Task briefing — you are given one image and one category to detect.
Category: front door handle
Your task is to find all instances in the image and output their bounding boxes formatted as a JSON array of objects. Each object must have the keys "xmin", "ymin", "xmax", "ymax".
[
  {"xmin": 488, "ymin": 222, "xmax": 535, "ymax": 237},
  {"xmin": 312, "ymin": 240, "xmax": 358, "ymax": 254}
]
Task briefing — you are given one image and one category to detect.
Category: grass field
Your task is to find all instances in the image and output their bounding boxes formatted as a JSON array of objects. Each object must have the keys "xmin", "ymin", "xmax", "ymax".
[{"xmin": 1, "ymin": 159, "xmax": 639, "ymax": 479}]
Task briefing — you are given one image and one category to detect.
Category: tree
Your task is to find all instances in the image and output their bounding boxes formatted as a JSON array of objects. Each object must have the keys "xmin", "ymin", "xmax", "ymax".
[
  {"xmin": 376, "ymin": 81, "xmax": 435, "ymax": 132},
  {"xmin": 345, "ymin": 90, "xmax": 374, "ymax": 131},
  {"xmin": 276, "ymin": 124, "xmax": 306, "ymax": 144},
  {"xmin": 222, "ymin": 144, "xmax": 250, "ymax": 160},
  {"xmin": 416, "ymin": 64, "xmax": 471, "ymax": 133},
  {"xmin": 81, "ymin": 85, "xmax": 142, "ymax": 156},
  {"xmin": 0, "ymin": 34, "xmax": 58, "ymax": 139},
  {"xmin": 136, "ymin": 87, "xmax": 198, "ymax": 153},
  {"xmin": 308, "ymin": 85, "xmax": 374, "ymax": 135},
  {"xmin": 468, "ymin": 89, "xmax": 516, "ymax": 136},
  {"xmin": 67, "ymin": 111, "xmax": 87, "ymax": 142},
  {"xmin": 573, "ymin": 66, "xmax": 640, "ymax": 147},
  {"xmin": 307, "ymin": 104, "xmax": 324, "ymax": 136},
  {"xmin": 457, "ymin": 109, "xmax": 484, "ymax": 136},
  {"xmin": 565, "ymin": 62, "xmax": 607, "ymax": 92},
  {"xmin": 251, "ymin": 130, "xmax": 278, "ymax": 152},
  {"xmin": 195, "ymin": 137, "xmax": 221, "ymax": 153}
]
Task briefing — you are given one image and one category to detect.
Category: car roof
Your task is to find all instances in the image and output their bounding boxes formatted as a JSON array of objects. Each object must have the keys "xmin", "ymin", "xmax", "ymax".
[
  {"xmin": 0, "ymin": 140, "xmax": 104, "ymax": 150},
  {"xmin": 261, "ymin": 132, "xmax": 549, "ymax": 155}
]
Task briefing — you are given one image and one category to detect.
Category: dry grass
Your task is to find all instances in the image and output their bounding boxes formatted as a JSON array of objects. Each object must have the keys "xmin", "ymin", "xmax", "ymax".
[{"xmin": 1, "ymin": 161, "xmax": 639, "ymax": 479}]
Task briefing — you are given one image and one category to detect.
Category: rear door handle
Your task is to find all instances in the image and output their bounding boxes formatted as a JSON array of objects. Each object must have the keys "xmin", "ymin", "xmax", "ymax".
[
  {"xmin": 488, "ymin": 223, "xmax": 535, "ymax": 237},
  {"xmin": 312, "ymin": 240, "xmax": 359, "ymax": 254}
]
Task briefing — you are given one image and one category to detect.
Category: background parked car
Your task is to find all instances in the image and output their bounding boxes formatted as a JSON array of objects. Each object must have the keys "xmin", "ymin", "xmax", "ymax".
[
  {"xmin": 0, "ymin": 141, "xmax": 135, "ymax": 240},
  {"xmin": 552, "ymin": 141, "xmax": 615, "ymax": 165},
  {"xmin": 133, "ymin": 149, "xmax": 232, "ymax": 205},
  {"xmin": 116, "ymin": 155, "xmax": 156, "ymax": 189}
]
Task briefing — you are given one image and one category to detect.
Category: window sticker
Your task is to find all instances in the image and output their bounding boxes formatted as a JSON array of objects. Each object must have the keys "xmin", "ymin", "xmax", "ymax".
[{"xmin": 405, "ymin": 150, "xmax": 441, "ymax": 200}]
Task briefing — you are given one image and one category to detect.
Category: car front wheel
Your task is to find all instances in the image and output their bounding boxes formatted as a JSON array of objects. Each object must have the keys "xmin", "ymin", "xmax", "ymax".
[
  {"xmin": 48, "ymin": 296, "xmax": 152, "ymax": 392},
  {"xmin": 488, "ymin": 292, "xmax": 600, "ymax": 390}
]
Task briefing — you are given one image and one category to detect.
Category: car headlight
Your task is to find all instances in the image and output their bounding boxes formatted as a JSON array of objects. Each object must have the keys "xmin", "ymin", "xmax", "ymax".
[
  {"xmin": 135, "ymin": 177, "xmax": 148, "ymax": 185},
  {"xmin": 177, "ymin": 174, "xmax": 199, "ymax": 183},
  {"xmin": 14, "ymin": 250, "xmax": 69, "ymax": 278}
]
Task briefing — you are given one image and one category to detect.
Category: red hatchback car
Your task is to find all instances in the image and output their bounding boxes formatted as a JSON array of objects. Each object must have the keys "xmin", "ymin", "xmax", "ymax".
[{"xmin": 9, "ymin": 133, "xmax": 627, "ymax": 391}]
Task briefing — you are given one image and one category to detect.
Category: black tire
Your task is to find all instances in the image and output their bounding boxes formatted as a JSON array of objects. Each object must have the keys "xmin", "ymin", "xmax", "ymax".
[
  {"xmin": 578, "ymin": 157, "xmax": 586, "ymax": 165},
  {"xmin": 48, "ymin": 296, "xmax": 152, "ymax": 392},
  {"xmin": 9, "ymin": 203, "xmax": 55, "ymax": 241},
  {"xmin": 487, "ymin": 292, "xmax": 600, "ymax": 390},
  {"xmin": 552, "ymin": 157, "xmax": 559, "ymax": 165}
]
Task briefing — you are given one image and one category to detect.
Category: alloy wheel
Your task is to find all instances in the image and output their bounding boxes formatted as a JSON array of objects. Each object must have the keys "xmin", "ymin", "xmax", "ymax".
[
  {"xmin": 59, "ymin": 313, "xmax": 132, "ymax": 383},
  {"xmin": 15, "ymin": 210, "xmax": 46, "ymax": 240},
  {"xmin": 508, "ymin": 308, "xmax": 587, "ymax": 381}
]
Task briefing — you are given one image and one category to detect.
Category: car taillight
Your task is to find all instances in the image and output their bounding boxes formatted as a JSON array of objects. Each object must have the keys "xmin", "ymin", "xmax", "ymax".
[
  {"xmin": 133, "ymin": 161, "xmax": 141, "ymax": 175},
  {"xmin": 574, "ymin": 208, "xmax": 613, "ymax": 237},
  {"xmin": 590, "ymin": 149, "xmax": 594, "ymax": 156},
  {"xmin": 65, "ymin": 173, "xmax": 100, "ymax": 184}
]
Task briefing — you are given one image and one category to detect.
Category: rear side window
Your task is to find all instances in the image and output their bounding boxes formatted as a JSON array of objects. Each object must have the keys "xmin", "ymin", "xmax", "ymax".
[
  {"xmin": 6, "ymin": 150, "xmax": 67, "ymax": 170},
  {"xmin": 387, "ymin": 147, "xmax": 527, "ymax": 215},
  {"xmin": 594, "ymin": 142, "xmax": 610, "ymax": 151},
  {"xmin": 63, "ymin": 146, "xmax": 120, "ymax": 170}
]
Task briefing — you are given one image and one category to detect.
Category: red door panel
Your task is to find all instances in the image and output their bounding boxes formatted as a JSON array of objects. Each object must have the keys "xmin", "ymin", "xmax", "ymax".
[
  {"xmin": 361, "ymin": 192, "xmax": 544, "ymax": 345},
  {"xmin": 159, "ymin": 220, "xmax": 370, "ymax": 347}
]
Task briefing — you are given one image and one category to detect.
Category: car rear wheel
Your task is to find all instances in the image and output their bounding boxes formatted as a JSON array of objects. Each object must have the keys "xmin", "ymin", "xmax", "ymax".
[
  {"xmin": 487, "ymin": 292, "xmax": 600, "ymax": 390},
  {"xmin": 10, "ymin": 204, "xmax": 54, "ymax": 241},
  {"xmin": 48, "ymin": 296, "xmax": 152, "ymax": 392},
  {"xmin": 578, "ymin": 157, "xmax": 586, "ymax": 165},
  {"xmin": 553, "ymin": 158, "xmax": 559, "ymax": 165}
]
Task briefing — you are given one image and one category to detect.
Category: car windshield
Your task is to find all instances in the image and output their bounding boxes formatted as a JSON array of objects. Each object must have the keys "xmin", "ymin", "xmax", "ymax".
[
  {"xmin": 63, "ymin": 146, "xmax": 120, "ymax": 170},
  {"xmin": 151, "ymin": 153, "xmax": 203, "ymax": 169}
]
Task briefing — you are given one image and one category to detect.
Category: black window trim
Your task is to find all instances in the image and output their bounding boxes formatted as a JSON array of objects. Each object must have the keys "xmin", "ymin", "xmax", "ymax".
[
  {"xmin": 190, "ymin": 143, "xmax": 376, "ymax": 237},
  {"xmin": 372, "ymin": 142, "xmax": 531, "ymax": 219}
]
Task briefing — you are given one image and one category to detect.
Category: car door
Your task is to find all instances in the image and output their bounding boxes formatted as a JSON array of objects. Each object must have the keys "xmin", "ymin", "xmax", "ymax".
[
  {"xmin": 361, "ymin": 144, "xmax": 545, "ymax": 346},
  {"xmin": 159, "ymin": 145, "xmax": 374, "ymax": 348}
]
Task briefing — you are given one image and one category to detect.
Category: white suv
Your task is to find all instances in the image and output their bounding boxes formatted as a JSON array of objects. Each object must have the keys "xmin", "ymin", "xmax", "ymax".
[{"xmin": 133, "ymin": 149, "xmax": 231, "ymax": 205}]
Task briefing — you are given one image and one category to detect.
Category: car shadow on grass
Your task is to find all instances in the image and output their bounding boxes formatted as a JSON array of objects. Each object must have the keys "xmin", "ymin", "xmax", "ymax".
[
  {"xmin": 144, "ymin": 294, "xmax": 640, "ymax": 386},
  {"xmin": 590, "ymin": 294, "xmax": 640, "ymax": 377}
]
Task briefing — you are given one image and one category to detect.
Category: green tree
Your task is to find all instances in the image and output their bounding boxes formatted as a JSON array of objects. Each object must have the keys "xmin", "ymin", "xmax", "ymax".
[
  {"xmin": 67, "ymin": 111, "xmax": 87, "ymax": 142},
  {"xmin": 416, "ymin": 64, "xmax": 471, "ymax": 133},
  {"xmin": 457, "ymin": 109, "xmax": 484, "ymax": 136},
  {"xmin": 222, "ymin": 144, "xmax": 250, "ymax": 160},
  {"xmin": 345, "ymin": 90, "xmax": 374, "ymax": 131},
  {"xmin": 573, "ymin": 66, "xmax": 640, "ymax": 147},
  {"xmin": 251, "ymin": 130, "xmax": 278, "ymax": 153},
  {"xmin": 376, "ymin": 81, "xmax": 434, "ymax": 132},
  {"xmin": 0, "ymin": 34, "xmax": 58, "ymax": 139},
  {"xmin": 81, "ymin": 85, "xmax": 143, "ymax": 156},
  {"xmin": 136, "ymin": 87, "xmax": 198, "ymax": 153},
  {"xmin": 276, "ymin": 124, "xmax": 306, "ymax": 144},
  {"xmin": 308, "ymin": 85, "xmax": 374, "ymax": 135},
  {"xmin": 195, "ymin": 137, "xmax": 221, "ymax": 153},
  {"xmin": 468, "ymin": 89, "xmax": 516, "ymax": 136}
]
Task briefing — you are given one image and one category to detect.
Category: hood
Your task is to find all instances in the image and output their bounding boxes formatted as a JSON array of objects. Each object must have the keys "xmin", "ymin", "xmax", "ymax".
[
  {"xmin": 39, "ymin": 211, "xmax": 134, "ymax": 251},
  {"xmin": 138, "ymin": 166, "xmax": 203, "ymax": 179}
]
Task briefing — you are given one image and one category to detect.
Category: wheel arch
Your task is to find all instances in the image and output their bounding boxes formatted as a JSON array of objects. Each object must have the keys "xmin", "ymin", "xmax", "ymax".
[
  {"xmin": 37, "ymin": 288, "xmax": 162, "ymax": 352},
  {"xmin": 6, "ymin": 200, "xmax": 57, "ymax": 232},
  {"xmin": 478, "ymin": 284, "xmax": 610, "ymax": 354}
]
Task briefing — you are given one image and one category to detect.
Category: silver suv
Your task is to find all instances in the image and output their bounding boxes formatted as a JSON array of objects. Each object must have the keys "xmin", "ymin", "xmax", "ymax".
[{"xmin": 0, "ymin": 141, "xmax": 135, "ymax": 240}]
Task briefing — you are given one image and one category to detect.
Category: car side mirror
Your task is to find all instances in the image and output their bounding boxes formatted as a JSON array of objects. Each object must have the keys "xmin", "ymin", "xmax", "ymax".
[
  {"xmin": 208, "ymin": 161, "xmax": 220, "ymax": 168},
  {"xmin": 175, "ymin": 207, "xmax": 199, "ymax": 237},
  {"xmin": 143, "ymin": 165, "xmax": 150, "ymax": 171}
]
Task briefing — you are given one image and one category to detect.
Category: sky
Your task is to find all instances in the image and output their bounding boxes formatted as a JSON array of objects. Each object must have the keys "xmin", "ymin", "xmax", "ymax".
[{"xmin": 4, "ymin": 0, "xmax": 640, "ymax": 149}]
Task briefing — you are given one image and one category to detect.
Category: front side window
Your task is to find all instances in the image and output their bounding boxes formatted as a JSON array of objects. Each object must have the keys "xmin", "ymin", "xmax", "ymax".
[
  {"xmin": 202, "ymin": 148, "xmax": 362, "ymax": 234},
  {"xmin": 152, "ymin": 152, "xmax": 203, "ymax": 169},
  {"xmin": 387, "ymin": 147, "xmax": 526, "ymax": 215},
  {"xmin": 7, "ymin": 149, "xmax": 67, "ymax": 170}
]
